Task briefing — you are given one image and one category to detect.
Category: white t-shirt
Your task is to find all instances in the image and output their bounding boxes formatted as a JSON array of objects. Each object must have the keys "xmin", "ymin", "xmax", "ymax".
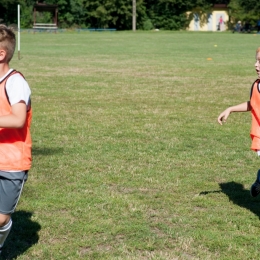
[{"xmin": 0, "ymin": 69, "xmax": 31, "ymax": 107}]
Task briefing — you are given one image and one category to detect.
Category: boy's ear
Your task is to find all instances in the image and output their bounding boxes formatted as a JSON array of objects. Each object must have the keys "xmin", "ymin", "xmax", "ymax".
[{"xmin": 0, "ymin": 49, "xmax": 6, "ymax": 62}]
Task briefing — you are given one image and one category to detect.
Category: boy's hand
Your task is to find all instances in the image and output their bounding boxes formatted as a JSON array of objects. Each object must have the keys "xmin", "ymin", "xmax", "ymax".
[{"xmin": 218, "ymin": 109, "xmax": 231, "ymax": 125}]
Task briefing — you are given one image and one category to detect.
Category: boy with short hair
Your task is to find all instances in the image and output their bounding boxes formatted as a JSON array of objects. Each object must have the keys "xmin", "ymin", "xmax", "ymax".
[
  {"xmin": 0, "ymin": 24, "xmax": 32, "ymax": 252},
  {"xmin": 218, "ymin": 47, "xmax": 260, "ymax": 197}
]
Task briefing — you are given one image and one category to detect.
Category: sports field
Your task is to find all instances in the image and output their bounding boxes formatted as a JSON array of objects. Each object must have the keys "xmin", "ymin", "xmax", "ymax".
[{"xmin": 5, "ymin": 30, "xmax": 260, "ymax": 259}]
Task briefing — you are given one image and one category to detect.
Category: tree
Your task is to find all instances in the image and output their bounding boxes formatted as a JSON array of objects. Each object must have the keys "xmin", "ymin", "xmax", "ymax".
[
  {"xmin": 83, "ymin": 0, "xmax": 146, "ymax": 30},
  {"xmin": 228, "ymin": 0, "xmax": 258, "ymax": 28},
  {"xmin": 144, "ymin": 0, "xmax": 212, "ymax": 30},
  {"xmin": 237, "ymin": 0, "xmax": 260, "ymax": 14},
  {"xmin": 0, "ymin": 0, "xmax": 17, "ymax": 24}
]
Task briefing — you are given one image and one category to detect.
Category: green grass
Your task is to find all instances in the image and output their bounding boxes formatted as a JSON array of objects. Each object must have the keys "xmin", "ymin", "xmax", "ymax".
[{"xmin": 3, "ymin": 30, "xmax": 260, "ymax": 259}]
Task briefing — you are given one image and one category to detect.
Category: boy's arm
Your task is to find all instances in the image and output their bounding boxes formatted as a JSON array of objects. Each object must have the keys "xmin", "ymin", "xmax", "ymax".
[
  {"xmin": 0, "ymin": 101, "xmax": 27, "ymax": 128},
  {"xmin": 217, "ymin": 101, "xmax": 251, "ymax": 125}
]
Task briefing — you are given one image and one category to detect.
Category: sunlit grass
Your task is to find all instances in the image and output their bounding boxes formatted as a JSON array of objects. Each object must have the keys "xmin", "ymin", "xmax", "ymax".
[{"xmin": 3, "ymin": 31, "xmax": 260, "ymax": 259}]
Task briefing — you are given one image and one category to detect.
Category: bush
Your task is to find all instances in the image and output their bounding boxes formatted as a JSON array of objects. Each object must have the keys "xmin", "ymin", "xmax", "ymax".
[{"xmin": 143, "ymin": 19, "xmax": 153, "ymax": 30}]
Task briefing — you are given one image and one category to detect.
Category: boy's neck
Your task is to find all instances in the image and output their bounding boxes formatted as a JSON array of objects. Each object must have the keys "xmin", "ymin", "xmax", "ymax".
[{"xmin": 0, "ymin": 63, "xmax": 10, "ymax": 79}]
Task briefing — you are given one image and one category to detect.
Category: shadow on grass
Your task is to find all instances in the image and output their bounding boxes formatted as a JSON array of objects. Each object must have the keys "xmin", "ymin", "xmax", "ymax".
[
  {"xmin": 200, "ymin": 181, "xmax": 260, "ymax": 218},
  {"xmin": 32, "ymin": 146, "xmax": 63, "ymax": 156},
  {"xmin": 1, "ymin": 210, "xmax": 41, "ymax": 259}
]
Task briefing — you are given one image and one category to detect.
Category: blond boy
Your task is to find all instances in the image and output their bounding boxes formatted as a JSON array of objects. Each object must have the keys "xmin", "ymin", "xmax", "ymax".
[{"xmin": 0, "ymin": 24, "xmax": 32, "ymax": 253}]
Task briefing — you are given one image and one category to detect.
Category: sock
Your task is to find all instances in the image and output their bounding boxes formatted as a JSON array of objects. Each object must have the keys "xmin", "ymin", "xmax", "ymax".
[{"xmin": 0, "ymin": 219, "xmax": 12, "ymax": 249}]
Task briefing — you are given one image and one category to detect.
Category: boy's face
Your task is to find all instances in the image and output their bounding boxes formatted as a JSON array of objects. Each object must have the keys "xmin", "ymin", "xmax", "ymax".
[{"xmin": 255, "ymin": 52, "xmax": 260, "ymax": 78}]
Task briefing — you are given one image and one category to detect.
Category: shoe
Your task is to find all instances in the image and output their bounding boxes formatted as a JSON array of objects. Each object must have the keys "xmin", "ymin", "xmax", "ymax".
[{"xmin": 250, "ymin": 170, "xmax": 260, "ymax": 197}]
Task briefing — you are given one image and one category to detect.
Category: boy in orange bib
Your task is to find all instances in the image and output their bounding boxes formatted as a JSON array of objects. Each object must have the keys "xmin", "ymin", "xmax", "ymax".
[
  {"xmin": 0, "ymin": 25, "xmax": 32, "ymax": 253},
  {"xmin": 218, "ymin": 47, "xmax": 260, "ymax": 197}
]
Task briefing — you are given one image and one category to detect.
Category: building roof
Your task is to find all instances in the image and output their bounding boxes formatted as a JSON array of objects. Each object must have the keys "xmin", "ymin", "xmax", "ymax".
[
  {"xmin": 33, "ymin": 3, "xmax": 58, "ymax": 12},
  {"xmin": 213, "ymin": 4, "xmax": 228, "ymax": 8}
]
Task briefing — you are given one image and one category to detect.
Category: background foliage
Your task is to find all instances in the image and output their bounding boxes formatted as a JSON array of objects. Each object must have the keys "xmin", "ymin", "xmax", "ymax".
[
  {"xmin": 0, "ymin": 0, "xmax": 251, "ymax": 30},
  {"xmin": 228, "ymin": 0, "xmax": 260, "ymax": 27}
]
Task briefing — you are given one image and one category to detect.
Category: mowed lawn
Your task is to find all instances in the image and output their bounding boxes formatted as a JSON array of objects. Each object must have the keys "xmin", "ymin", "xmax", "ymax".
[{"xmin": 4, "ymin": 30, "xmax": 260, "ymax": 259}]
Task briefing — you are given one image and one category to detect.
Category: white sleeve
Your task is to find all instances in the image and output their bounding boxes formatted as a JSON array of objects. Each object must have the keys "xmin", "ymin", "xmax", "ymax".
[{"xmin": 5, "ymin": 74, "xmax": 31, "ymax": 106}]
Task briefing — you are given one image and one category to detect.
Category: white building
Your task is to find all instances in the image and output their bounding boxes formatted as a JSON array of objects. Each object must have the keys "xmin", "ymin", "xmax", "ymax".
[{"xmin": 187, "ymin": 4, "xmax": 229, "ymax": 31}]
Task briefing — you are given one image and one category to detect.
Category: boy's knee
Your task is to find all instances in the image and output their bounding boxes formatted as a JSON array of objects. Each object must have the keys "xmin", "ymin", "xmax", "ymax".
[{"xmin": 0, "ymin": 214, "xmax": 11, "ymax": 227}]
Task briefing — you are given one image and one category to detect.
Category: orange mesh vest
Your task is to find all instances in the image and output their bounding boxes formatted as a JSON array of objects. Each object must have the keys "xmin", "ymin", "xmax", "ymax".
[
  {"xmin": 250, "ymin": 79, "xmax": 260, "ymax": 151},
  {"xmin": 0, "ymin": 70, "xmax": 32, "ymax": 170}
]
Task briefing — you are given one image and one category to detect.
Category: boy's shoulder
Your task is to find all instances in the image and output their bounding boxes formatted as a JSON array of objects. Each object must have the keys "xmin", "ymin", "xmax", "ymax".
[
  {"xmin": 7, "ymin": 72, "xmax": 25, "ymax": 81},
  {"xmin": 5, "ymin": 70, "xmax": 27, "ymax": 85},
  {"xmin": 0, "ymin": 69, "xmax": 24, "ymax": 83},
  {"xmin": 250, "ymin": 79, "xmax": 260, "ymax": 99}
]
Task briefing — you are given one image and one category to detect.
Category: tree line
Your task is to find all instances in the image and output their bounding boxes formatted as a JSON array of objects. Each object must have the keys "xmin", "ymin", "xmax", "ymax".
[{"xmin": 0, "ymin": 0, "xmax": 258, "ymax": 30}]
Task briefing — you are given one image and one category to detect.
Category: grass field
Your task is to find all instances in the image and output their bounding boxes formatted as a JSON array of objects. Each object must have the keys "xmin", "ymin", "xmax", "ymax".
[{"xmin": 3, "ymin": 30, "xmax": 260, "ymax": 259}]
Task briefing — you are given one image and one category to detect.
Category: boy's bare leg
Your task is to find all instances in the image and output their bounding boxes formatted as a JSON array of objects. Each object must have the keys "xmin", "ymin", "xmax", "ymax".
[
  {"xmin": 0, "ymin": 214, "xmax": 11, "ymax": 227},
  {"xmin": 0, "ymin": 214, "xmax": 12, "ymax": 252}
]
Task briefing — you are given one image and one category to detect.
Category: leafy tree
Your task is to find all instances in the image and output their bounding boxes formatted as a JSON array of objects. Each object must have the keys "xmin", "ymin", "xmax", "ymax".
[
  {"xmin": 83, "ymin": 0, "xmax": 146, "ymax": 30},
  {"xmin": 237, "ymin": 0, "xmax": 260, "ymax": 14},
  {"xmin": 144, "ymin": 0, "xmax": 212, "ymax": 30},
  {"xmin": 228, "ymin": 0, "xmax": 258, "ymax": 28},
  {"xmin": 0, "ymin": 0, "xmax": 17, "ymax": 24}
]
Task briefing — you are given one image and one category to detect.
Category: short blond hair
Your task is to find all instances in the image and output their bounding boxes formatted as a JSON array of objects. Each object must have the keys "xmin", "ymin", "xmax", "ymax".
[
  {"xmin": 0, "ymin": 24, "xmax": 16, "ymax": 63},
  {"xmin": 256, "ymin": 47, "xmax": 260, "ymax": 53}
]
